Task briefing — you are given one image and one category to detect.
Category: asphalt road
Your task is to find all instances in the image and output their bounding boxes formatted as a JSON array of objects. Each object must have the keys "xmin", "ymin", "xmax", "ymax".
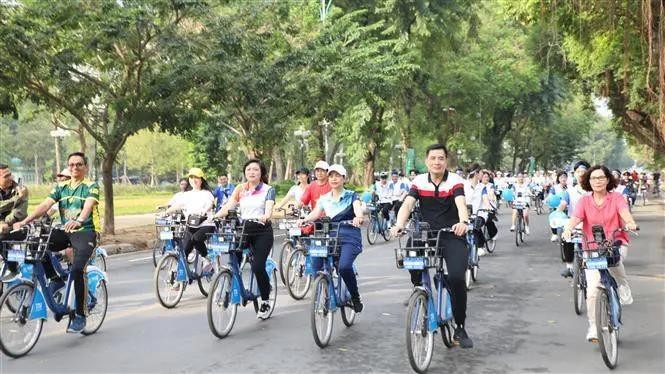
[{"xmin": 1, "ymin": 203, "xmax": 663, "ymax": 373}]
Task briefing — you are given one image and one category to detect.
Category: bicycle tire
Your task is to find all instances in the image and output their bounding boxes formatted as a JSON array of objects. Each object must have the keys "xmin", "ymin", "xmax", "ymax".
[
  {"xmin": 596, "ymin": 288, "xmax": 618, "ymax": 369},
  {"xmin": 405, "ymin": 289, "xmax": 434, "ymax": 373},
  {"xmin": 572, "ymin": 262, "xmax": 585, "ymax": 316},
  {"xmin": 207, "ymin": 270, "xmax": 237, "ymax": 339},
  {"xmin": 285, "ymin": 248, "xmax": 311, "ymax": 300},
  {"xmin": 82, "ymin": 280, "xmax": 108, "ymax": 335},
  {"xmin": 441, "ymin": 320, "xmax": 454, "ymax": 348},
  {"xmin": 0, "ymin": 283, "xmax": 43, "ymax": 358},
  {"xmin": 465, "ymin": 268, "xmax": 472, "ymax": 290},
  {"xmin": 154, "ymin": 254, "xmax": 185, "ymax": 308},
  {"xmin": 366, "ymin": 216, "xmax": 379, "ymax": 245},
  {"xmin": 514, "ymin": 218, "xmax": 520, "ymax": 247},
  {"xmin": 152, "ymin": 240, "xmax": 165, "ymax": 267},
  {"xmin": 278, "ymin": 241, "xmax": 294, "ymax": 286},
  {"xmin": 311, "ymin": 274, "xmax": 334, "ymax": 348},
  {"xmin": 340, "ymin": 304, "xmax": 356, "ymax": 327},
  {"xmin": 484, "ymin": 226, "xmax": 496, "ymax": 253}
]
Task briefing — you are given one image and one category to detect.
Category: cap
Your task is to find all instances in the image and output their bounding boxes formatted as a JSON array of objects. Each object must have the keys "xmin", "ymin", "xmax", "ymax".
[
  {"xmin": 187, "ymin": 167, "xmax": 205, "ymax": 179},
  {"xmin": 327, "ymin": 164, "xmax": 347, "ymax": 177},
  {"xmin": 379, "ymin": 172, "xmax": 388, "ymax": 178},
  {"xmin": 391, "ymin": 170, "xmax": 399, "ymax": 176},
  {"xmin": 56, "ymin": 168, "xmax": 71, "ymax": 178},
  {"xmin": 573, "ymin": 160, "xmax": 590, "ymax": 172},
  {"xmin": 314, "ymin": 160, "xmax": 329, "ymax": 171},
  {"xmin": 295, "ymin": 167, "xmax": 310, "ymax": 175}
]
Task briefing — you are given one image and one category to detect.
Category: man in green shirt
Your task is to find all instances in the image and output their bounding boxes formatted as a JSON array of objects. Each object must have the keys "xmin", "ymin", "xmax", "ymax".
[{"xmin": 14, "ymin": 152, "xmax": 100, "ymax": 333}]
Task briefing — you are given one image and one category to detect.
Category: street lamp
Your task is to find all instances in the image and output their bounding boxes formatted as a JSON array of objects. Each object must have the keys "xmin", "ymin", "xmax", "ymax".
[
  {"xmin": 50, "ymin": 128, "xmax": 70, "ymax": 173},
  {"xmin": 293, "ymin": 127, "xmax": 311, "ymax": 168}
]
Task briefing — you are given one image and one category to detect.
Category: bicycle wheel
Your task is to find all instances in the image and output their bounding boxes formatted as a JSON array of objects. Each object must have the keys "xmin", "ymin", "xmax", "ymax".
[
  {"xmin": 406, "ymin": 289, "xmax": 434, "ymax": 373},
  {"xmin": 278, "ymin": 241, "xmax": 294, "ymax": 286},
  {"xmin": 514, "ymin": 218, "xmax": 520, "ymax": 247},
  {"xmin": 92, "ymin": 251, "xmax": 107, "ymax": 272},
  {"xmin": 260, "ymin": 268, "xmax": 278, "ymax": 319},
  {"xmin": 311, "ymin": 275, "xmax": 334, "ymax": 348},
  {"xmin": 366, "ymin": 216, "xmax": 378, "ymax": 245},
  {"xmin": 340, "ymin": 302, "xmax": 356, "ymax": 327},
  {"xmin": 82, "ymin": 280, "xmax": 108, "ymax": 335},
  {"xmin": 440, "ymin": 320, "xmax": 454, "ymax": 348},
  {"xmin": 286, "ymin": 248, "xmax": 311, "ymax": 300},
  {"xmin": 464, "ymin": 267, "xmax": 472, "ymax": 290},
  {"xmin": 572, "ymin": 265, "xmax": 585, "ymax": 316},
  {"xmin": 152, "ymin": 240, "xmax": 165, "ymax": 267},
  {"xmin": 154, "ymin": 254, "xmax": 185, "ymax": 308},
  {"xmin": 471, "ymin": 264, "xmax": 479, "ymax": 282},
  {"xmin": 381, "ymin": 217, "xmax": 392, "ymax": 242},
  {"xmin": 0, "ymin": 283, "xmax": 43, "ymax": 358},
  {"xmin": 197, "ymin": 262, "xmax": 216, "ymax": 298},
  {"xmin": 484, "ymin": 226, "xmax": 496, "ymax": 254},
  {"xmin": 596, "ymin": 288, "xmax": 618, "ymax": 369},
  {"xmin": 207, "ymin": 270, "xmax": 237, "ymax": 339},
  {"xmin": 518, "ymin": 216, "xmax": 525, "ymax": 243}
]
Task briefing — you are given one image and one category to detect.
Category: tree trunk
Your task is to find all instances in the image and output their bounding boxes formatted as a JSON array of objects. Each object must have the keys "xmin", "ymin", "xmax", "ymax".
[
  {"xmin": 484, "ymin": 107, "xmax": 515, "ymax": 170},
  {"xmin": 150, "ymin": 164, "xmax": 156, "ymax": 186},
  {"xmin": 363, "ymin": 143, "xmax": 377, "ymax": 187},
  {"xmin": 78, "ymin": 124, "xmax": 87, "ymax": 153},
  {"xmin": 101, "ymin": 154, "xmax": 116, "ymax": 235},
  {"xmin": 284, "ymin": 157, "xmax": 292, "ymax": 180},
  {"xmin": 659, "ymin": 0, "xmax": 664, "ymax": 141},
  {"xmin": 273, "ymin": 149, "xmax": 285, "ymax": 182}
]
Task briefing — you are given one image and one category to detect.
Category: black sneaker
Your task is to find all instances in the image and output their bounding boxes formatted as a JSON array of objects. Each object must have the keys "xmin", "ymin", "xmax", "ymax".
[
  {"xmin": 560, "ymin": 268, "xmax": 573, "ymax": 278},
  {"xmin": 351, "ymin": 297, "xmax": 364, "ymax": 313},
  {"xmin": 453, "ymin": 326, "xmax": 474, "ymax": 348},
  {"xmin": 257, "ymin": 301, "xmax": 271, "ymax": 320}
]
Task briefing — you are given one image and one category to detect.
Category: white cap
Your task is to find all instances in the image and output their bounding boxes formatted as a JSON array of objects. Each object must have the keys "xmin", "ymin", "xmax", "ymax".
[
  {"xmin": 314, "ymin": 160, "xmax": 330, "ymax": 171},
  {"xmin": 57, "ymin": 168, "xmax": 71, "ymax": 177},
  {"xmin": 327, "ymin": 164, "xmax": 347, "ymax": 177}
]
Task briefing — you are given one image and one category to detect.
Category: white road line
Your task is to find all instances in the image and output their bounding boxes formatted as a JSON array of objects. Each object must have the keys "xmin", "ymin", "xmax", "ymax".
[{"xmin": 129, "ymin": 256, "xmax": 153, "ymax": 262}]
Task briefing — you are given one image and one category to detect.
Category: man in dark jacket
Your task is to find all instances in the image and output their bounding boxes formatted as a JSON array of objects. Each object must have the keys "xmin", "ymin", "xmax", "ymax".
[{"xmin": 0, "ymin": 163, "xmax": 29, "ymax": 281}]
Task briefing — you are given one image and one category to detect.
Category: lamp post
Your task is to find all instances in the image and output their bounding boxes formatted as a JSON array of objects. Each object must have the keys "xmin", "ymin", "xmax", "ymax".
[
  {"xmin": 394, "ymin": 144, "xmax": 404, "ymax": 173},
  {"xmin": 293, "ymin": 128, "xmax": 311, "ymax": 168},
  {"xmin": 50, "ymin": 128, "xmax": 70, "ymax": 174}
]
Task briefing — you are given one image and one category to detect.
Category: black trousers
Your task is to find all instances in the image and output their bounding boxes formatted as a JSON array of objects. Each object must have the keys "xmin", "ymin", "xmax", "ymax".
[
  {"xmin": 409, "ymin": 233, "xmax": 469, "ymax": 326},
  {"xmin": 44, "ymin": 230, "xmax": 96, "ymax": 316},
  {"xmin": 241, "ymin": 222, "xmax": 274, "ymax": 301},
  {"xmin": 182, "ymin": 226, "xmax": 215, "ymax": 258}
]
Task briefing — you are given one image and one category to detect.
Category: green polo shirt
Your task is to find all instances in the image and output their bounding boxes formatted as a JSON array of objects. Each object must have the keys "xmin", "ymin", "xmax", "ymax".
[{"xmin": 48, "ymin": 178, "xmax": 101, "ymax": 232}]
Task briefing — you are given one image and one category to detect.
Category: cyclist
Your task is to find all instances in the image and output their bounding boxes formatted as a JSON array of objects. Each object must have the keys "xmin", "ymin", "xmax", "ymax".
[
  {"xmin": 275, "ymin": 167, "xmax": 310, "ymax": 212},
  {"xmin": 373, "ymin": 172, "xmax": 393, "ymax": 223},
  {"xmin": 165, "ymin": 168, "xmax": 215, "ymax": 272},
  {"xmin": 216, "ymin": 159, "xmax": 276, "ymax": 319},
  {"xmin": 391, "ymin": 143, "xmax": 473, "ymax": 348},
  {"xmin": 509, "ymin": 173, "xmax": 531, "ymax": 235},
  {"xmin": 167, "ymin": 178, "xmax": 191, "ymax": 207},
  {"xmin": 479, "ymin": 170, "xmax": 499, "ymax": 246},
  {"xmin": 621, "ymin": 172, "xmax": 637, "ymax": 206},
  {"xmin": 464, "ymin": 164, "xmax": 489, "ymax": 250},
  {"xmin": 213, "ymin": 174, "xmax": 235, "ymax": 213},
  {"xmin": 562, "ymin": 165, "xmax": 637, "ymax": 342},
  {"xmin": 297, "ymin": 160, "xmax": 330, "ymax": 211},
  {"xmin": 0, "ymin": 163, "xmax": 29, "ymax": 281},
  {"xmin": 13, "ymin": 152, "xmax": 99, "ymax": 333},
  {"xmin": 389, "ymin": 170, "xmax": 409, "ymax": 220},
  {"xmin": 559, "ymin": 161, "xmax": 591, "ymax": 278},
  {"xmin": 297, "ymin": 164, "xmax": 365, "ymax": 313}
]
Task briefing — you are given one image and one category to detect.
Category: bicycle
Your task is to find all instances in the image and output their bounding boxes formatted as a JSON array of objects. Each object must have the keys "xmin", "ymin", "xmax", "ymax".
[
  {"xmin": 366, "ymin": 202, "xmax": 392, "ymax": 244},
  {"xmin": 277, "ymin": 205, "xmax": 309, "ymax": 287},
  {"xmin": 153, "ymin": 217, "xmax": 220, "ymax": 308},
  {"xmin": 394, "ymin": 223, "xmax": 456, "ymax": 373},
  {"xmin": 152, "ymin": 209, "xmax": 185, "ymax": 267},
  {"xmin": 464, "ymin": 216, "xmax": 479, "ymax": 290},
  {"xmin": 477, "ymin": 208, "xmax": 497, "ymax": 254},
  {"xmin": 532, "ymin": 188, "xmax": 544, "ymax": 215},
  {"xmin": 576, "ymin": 225, "xmax": 637, "ymax": 369},
  {"xmin": 206, "ymin": 213, "xmax": 278, "ymax": 339},
  {"xmin": 284, "ymin": 231, "xmax": 315, "ymax": 300},
  {"xmin": 0, "ymin": 222, "xmax": 108, "ymax": 358},
  {"xmin": 512, "ymin": 199, "xmax": 527, "ymax": 247},
  {"xmin": 569, "ymin": 230, "xmax": 586, "ymax": 316},
  {"xmin": 307, "ymin": 218, "xmax": 359, "ymax": 348}
]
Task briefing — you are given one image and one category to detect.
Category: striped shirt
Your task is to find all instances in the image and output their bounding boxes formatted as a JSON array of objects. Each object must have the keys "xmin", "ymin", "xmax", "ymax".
[{"xmin": 408, "ymin": 171, "xmax": 465, "ymax": 230}]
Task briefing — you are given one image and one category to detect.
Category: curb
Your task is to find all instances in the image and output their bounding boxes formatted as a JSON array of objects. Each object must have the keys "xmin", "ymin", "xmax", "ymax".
[{"xmin": 98, "ymin": 243, "xmax": 144, "ymax": 256}]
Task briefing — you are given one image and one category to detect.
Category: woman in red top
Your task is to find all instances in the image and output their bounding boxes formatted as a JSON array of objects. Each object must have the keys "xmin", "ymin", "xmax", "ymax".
[{"xmin": 563, "ymin": 165, "xmax": 638, "ymax": 342}]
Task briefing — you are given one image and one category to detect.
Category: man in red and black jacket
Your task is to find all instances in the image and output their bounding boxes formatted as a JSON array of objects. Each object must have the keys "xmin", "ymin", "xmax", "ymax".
[{"xmin": 392, "ymin": 144, "xmax": 474, "ymax": 349}]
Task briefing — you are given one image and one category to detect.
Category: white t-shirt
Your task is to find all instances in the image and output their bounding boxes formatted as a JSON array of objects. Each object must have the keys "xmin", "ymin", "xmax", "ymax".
[
  {"xmin": 168, "ymin": 191, "xmax": 186, "ymax": 207},
  {"xmin": 513, "ymin": 183, "xmax": 530, "ymax": 203},
  {"xmin": 374, "ymin": 181, "xmax": 392, "ymax": 203},
  {"xmin": 177, "ymin": 189, "xmax": 215, "ymax": 227},
  {"xmin": 286, "ymin": 184, "xmax": 307, "ymax": 204}
]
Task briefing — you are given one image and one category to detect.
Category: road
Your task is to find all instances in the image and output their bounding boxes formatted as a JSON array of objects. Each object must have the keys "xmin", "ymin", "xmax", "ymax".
[{"xmin": 1, "ymin": 203, "xmax": 663, "ymax": 373}]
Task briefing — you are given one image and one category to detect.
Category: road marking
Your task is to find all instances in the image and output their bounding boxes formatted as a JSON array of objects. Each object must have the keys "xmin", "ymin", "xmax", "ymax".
[{"xmin": 129, "ymin": 256, "xmax": 153, "ymax": 262}]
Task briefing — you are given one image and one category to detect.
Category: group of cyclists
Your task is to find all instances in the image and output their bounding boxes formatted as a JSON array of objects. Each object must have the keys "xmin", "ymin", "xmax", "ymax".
[{"xmin": 0, "ymin": 143, "xmax": 653, "ymax": 369}]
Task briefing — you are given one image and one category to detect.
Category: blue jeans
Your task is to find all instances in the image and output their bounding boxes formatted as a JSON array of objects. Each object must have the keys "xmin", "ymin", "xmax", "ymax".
[{"xmin": 311, "ymin": 228, "xmax": 362, "ymax": 298}]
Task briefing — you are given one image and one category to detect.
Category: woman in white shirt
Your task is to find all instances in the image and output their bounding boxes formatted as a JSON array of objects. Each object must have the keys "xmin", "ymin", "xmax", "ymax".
[
  {"xmin": 216, "ymin": 159, "xmax": 276, "ymax": 319},
  {"xmin": 275, "ymin": 167, "xmax": 310, "ymax": 212},
  {"xmin": 166, "ymin": 168, "xmax": 215, "ymax": 262}
]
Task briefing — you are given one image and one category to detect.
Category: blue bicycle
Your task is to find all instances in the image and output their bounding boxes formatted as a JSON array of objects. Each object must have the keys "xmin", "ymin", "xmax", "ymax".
[
  {"xmin": 206, "ymin": 214, "xmax": 278, "ymax": 339},
  {"xmin": 153, "ymin": 217, "xmax": 220, "ymax": 308},
  {"xmin": 464, "ymin": 215, "xmax": 479, "ymax": 290},
  {"xmin": 578, "ymin": 226, "xmax": 637, "ymax": 369},
  {"xmin": 394, "ymin": 223, "xmax": 456, "ymax": 373},
  {"xmin": 0, "ymin": 222, "xmax": 108, "ymax": 358},
  {"xmin": 307, "ymin": 218, "xmax": 359, "ymax": 348},
  {"xmin": 366, "ymin": 202, "xmax": 392, "ymax": 244},
  {"xmin": 151, "ymin": 210, "xmax": 185, "ymax": 267}
]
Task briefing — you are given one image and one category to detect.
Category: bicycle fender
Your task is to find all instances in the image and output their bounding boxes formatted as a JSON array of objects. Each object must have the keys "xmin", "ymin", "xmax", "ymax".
[
  {"xmin": 305, "ymin": 254, "xmax": 314, "ymax": 276},
  {"xmin": 427, "ymin": 296, "xmax": 439, "ymax": 332},
  {"xmin": 176, "ymin": 257, "xmax": 188, "ymax": 282},
  {"xmin": 265, "ymin": 258, "xmax": 277, "ymax": 275},
  {"xmin": 29, "ymin": 286, "xmax": 48, "ymax": 320},
  {"xmin": 231, "ymin": 274, "xmax": 242, "ymax": 304},
  {"xmin": 95, "ymin": 246, "xmax": 108, "ymax": 258},
  {"xmin": 86, "ymin": 267, "xmax": 107, "ymax": 292}
]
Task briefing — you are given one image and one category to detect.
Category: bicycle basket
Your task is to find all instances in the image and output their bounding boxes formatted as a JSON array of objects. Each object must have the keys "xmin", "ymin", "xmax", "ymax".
[{"xmin": 2, "ymin": 240, "xmax": 46, "ymax": 263}]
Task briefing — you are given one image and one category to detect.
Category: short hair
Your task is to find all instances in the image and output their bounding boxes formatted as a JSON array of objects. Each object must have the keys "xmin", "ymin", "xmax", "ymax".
[
  {"xmin": 556, "ymin": 170, "xmax": 567, "ymax": 184},
  {"xmin": 243, "ymin": 159, "xmax": 268, "ymax": 184},
  {"xmin": 580, "ymin": 165, "xmax": 617, "ymax": 192},
  {"xmin": 67, "ymin": 152, "xmax": 88, "ymax": 165},
  {"xmin": 573, "ymin": 160, "xmax": 590, "ymax": 171},
  {"xmin": 0, "ymin": 163, "xmax": 8, "ymax": 170},
  {"xmin": 425, "ymin": 143, "xmax": 448, "ymax": 157},
  {"xmin": 409, "ymin": 169, "xmax": 417, "ymax": 174},
  {"xmin": 465, "ymin": 162, "xmax": 481, "ymax": 175}
]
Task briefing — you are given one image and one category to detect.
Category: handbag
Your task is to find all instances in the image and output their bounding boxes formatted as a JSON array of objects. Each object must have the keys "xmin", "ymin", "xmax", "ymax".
[{"xmin": 187, "ymin": 213, "xmax": 207, "ymax": 226}]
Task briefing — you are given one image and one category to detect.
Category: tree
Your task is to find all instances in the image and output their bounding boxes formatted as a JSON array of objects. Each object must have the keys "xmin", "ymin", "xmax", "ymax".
[
  {"xmin": 124, "ymin": 129, "xmax": 193, "ymax": 185},
  {"xmin": 0, "ymin": 0, "xmax": 206, "ymax": 233}
]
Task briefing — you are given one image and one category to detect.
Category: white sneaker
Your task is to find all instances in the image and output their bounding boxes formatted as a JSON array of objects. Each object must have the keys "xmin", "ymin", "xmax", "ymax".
[
  {"xmin": 550, "ymin": 234, "xmax": 558, "ymax": 242},
  {"xmin": 525, "ymin": 226, "xmax": 530, "ymax": 235},
  {"xmin": 187, "ymin": 252, "xmax": 196, "ymax": 263},
  {"xmin": 200, "ymin": 258, "xmax": 213, "ymax": 274},
  {"xmin": 478, "ymin": 247, "xmax": 487, "ymax": 257},
  {"xmin": 586, "ymin": 325, "xmax": 598, "ymax": 342},
  {"xmin": 510, "ymin": 225, "xmax": 515, "ymax": 232},
  {"xmin": 257, "ymin": 301, "xmax": 271, "ymax": 320},
  {"xmin": 618, "ymin": 285, "xmax": 633, "ymax": 305}
]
